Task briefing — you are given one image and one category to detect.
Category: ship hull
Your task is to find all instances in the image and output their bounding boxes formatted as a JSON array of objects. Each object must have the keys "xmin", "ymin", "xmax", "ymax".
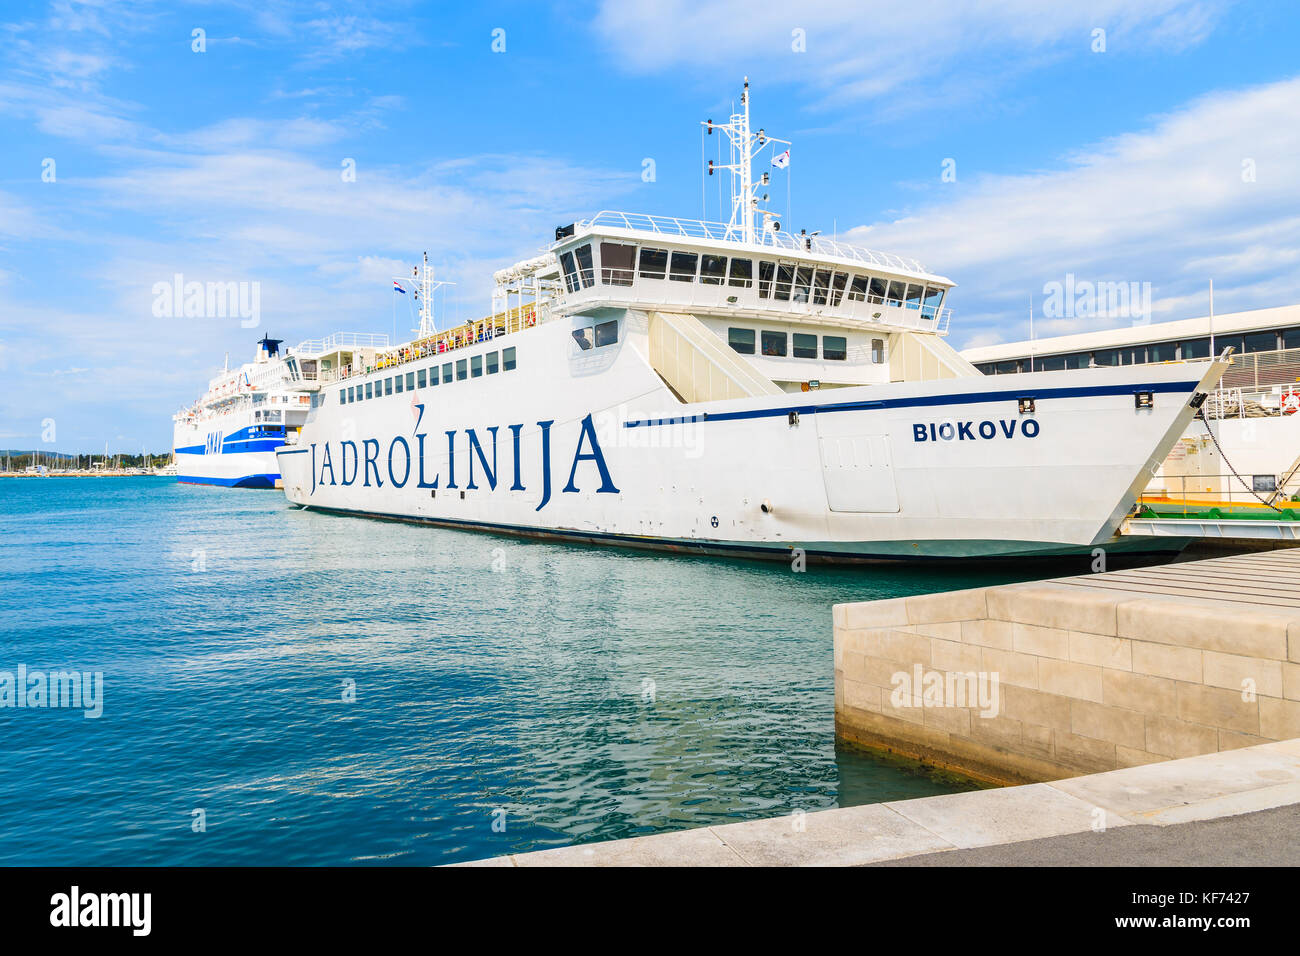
[{"xmin": 276, "ymin": 316, "xmax": 1224, "ymax": 561}]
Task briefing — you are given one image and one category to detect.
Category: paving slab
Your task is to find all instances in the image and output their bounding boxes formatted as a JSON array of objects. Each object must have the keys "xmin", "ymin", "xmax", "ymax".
[
  {"xmin": 509, "ymin": 825, "xmax": 748, "ymax": 867},
  {"xmin": 710, "ymin": 803, "xmax": 955, "ymax": 866}
]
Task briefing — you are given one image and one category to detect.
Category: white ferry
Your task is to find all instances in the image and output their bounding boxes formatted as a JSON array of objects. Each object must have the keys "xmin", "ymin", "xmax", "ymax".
[
  {"xmin": 276, "ymin": 81, "xmax": 1227, "ymax": 560},
  {"xmin": 173, "ymin": 333, "xmax": 386, "ymax": 488}
]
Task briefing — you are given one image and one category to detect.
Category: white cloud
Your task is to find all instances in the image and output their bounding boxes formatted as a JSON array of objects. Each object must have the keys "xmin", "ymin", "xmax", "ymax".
[{"xmin": 841, "ymin": 76, "xmax": 1300, "ymax": 345}]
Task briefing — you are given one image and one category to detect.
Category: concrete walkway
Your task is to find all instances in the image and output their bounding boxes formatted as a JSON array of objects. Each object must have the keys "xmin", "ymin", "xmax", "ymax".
[{"xmin": 456, "ymin": 737, "xmax": 1300, "ymax": 866}]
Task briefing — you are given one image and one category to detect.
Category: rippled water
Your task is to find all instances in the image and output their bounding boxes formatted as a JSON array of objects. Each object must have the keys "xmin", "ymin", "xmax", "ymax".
[{"xmin": 0, "ymin": 477, "xmax": 1052, "ymax": 865}]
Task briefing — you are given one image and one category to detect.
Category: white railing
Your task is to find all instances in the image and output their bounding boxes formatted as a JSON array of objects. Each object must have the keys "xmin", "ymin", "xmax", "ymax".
[
  {"xmin": 293, "ymin": 331, "xmax": 390, "ymax": 355},
  {"xmin": 580, "ymin": 211, "xmax": 930, "ymax": 276}
]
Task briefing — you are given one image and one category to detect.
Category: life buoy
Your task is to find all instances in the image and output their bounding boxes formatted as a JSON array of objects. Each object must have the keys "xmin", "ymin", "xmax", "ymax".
[{"xmin": 1282, "ymin": 391, "xmax": 1300, "ymax": 415}]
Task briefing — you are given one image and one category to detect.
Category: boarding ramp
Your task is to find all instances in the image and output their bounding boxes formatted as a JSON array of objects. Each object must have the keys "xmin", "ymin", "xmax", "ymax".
[
  {"xmin": 888, "ymin": 330, "xmax": 981, "ymax": 382},
  {"xmin": 648, "ymin": 311, "xmax": 783, "ymax": 403}
]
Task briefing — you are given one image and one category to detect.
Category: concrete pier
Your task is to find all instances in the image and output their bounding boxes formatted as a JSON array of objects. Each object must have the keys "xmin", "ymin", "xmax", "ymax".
[{"xmin": 834, "ymin": 548, "xmax": 1300, "ymax": 784}]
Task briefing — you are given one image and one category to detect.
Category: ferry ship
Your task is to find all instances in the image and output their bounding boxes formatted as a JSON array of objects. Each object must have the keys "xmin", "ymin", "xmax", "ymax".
[
  {"xmin": 173, "ymin": 333, "xmax": 386, "ymax": 488},
  {"xmin": 276, "ymin": 80, "xmax": 1228, "ymax": 560}
]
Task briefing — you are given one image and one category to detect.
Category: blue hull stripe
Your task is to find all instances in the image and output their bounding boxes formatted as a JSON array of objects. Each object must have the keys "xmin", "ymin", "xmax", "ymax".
[
  {"xmin": 623, "ymin": 379, "xmax": 1201, "ymax": 428},
  {"xmin": 174, "ymin": 438, "xmax": 284, "ymax": 455},
  {"xmin": 178, "ymin": 473, "xmax": 279, "ymax": 489}
]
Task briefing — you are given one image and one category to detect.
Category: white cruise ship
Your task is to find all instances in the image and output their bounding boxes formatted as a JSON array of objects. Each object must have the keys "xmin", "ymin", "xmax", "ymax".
[
  {"xmin": 276, "ymin": 81, "xmax": 1227, "ymax": 560},
  {"xmin": 173, "ymin": 333, "xmax": 386, "ymax": 488}
]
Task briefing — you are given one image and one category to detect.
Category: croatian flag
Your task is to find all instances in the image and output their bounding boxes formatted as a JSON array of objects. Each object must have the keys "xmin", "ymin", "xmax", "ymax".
[
  {"xmin": 772, "ymin": 149, "xmax": 790, "ymax": 169},
  {"xmin": 393, "ymin": 281, "xmax": 406, "ymax": 294}
]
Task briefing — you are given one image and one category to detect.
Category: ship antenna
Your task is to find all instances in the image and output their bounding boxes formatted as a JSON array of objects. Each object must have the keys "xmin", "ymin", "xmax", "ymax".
[{"xmin": 701, "ymin": 77, "xmax": 790, "ymax": 243}]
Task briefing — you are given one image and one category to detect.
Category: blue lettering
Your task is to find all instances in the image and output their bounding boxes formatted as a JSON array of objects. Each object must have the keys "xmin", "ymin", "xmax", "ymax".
[
  {"xmin": 999, "ymin": 419, "xmax": 1017, "ymax": 438},
  {"xmin": 415, "ymin": 434, "xmax": 439, "ymax": 489},
  {"xmin": 319, "ymin": 443, "xmax": 336, "ymax": 486},
  {"xmin": 957, "ymin": 421, "xmax": 974, "ymax": 441},
  {"xmin": 536, "ymin": 420, "xmax": 554, "ymax": 511},
  {"xmin": 388, "ymin": 436, "xmax": 411, "ymax": 488},
  {"xmin": 563, "ymin": 414, "xmax": 620, "ymax": 495},
  {"xmin": 363, "ymin": 439, "xmax": 383, "ymax": 487},
  {"xmin": 340, "ymin": 440, "xmax": 358, "ymax": 486},
  {"xmin": 978, "ymin": 420, "xmax": 995, "ymax": 439},
  {"xmin": 1022, "ymin": 418, "xmax": 1040, "ymax": 438},
  {"xmin": 467, "ymin": 427, "xmax": 499, "ymax": 491},
  {"xmin": 913, "ymin": 424, "xmax": 928, "ymax": 442},
  {"xmin": 444, "ymin": 431, "xmax": 458, "ymax": 488},
  {"xmin": 509, "ymin": 424, "xmax": 525, "ymax": 491}
]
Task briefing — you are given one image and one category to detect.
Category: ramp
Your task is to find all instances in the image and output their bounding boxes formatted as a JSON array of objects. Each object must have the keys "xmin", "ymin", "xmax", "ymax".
[{"xmin": 647, "ymin": 311, "xmax": 783, "ymax": 403}]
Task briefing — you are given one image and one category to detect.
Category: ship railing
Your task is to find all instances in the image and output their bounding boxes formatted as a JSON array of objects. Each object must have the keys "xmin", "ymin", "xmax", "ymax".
[
  {"xmin": 294, "ymin": 332, "xmax": 391, "ymax": 356},
  {"xmin": 1143, "ymin": 472, "xmax": 1299, "ymax": 514},
  {"xmin": 580, "ymin": 211, "xmax": 930, "ymax": 275}
]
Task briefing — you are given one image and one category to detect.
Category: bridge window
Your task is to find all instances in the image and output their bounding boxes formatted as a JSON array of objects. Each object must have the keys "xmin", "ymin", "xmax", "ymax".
[
  {"xmin": 573, "ymin": 326, "xmax": 594, "ymax": 350},
  {"xmin": 559, "ymin": 251, "xmax": 579, "ymax": 293},
  {"xmin": 442, "ymin": 362, "xmax": 453, "ymax": 383},
  {"xmin": 871, "ymin": 338, "xmax": 885, "ymax": 364},
  {"xmin": 793, "ymin": 267, "xmax": 813, "ymax": 302},
  {"xmin": 1284, "ymin": 328, "xmax": 1300, "ymax": 349},
  {"xmin": 847, "ymin": 276, "xmax": 869, "ymax": 302},
  {"xmin": 1148, "ymin": 342, "xmax": 1177, "ymax": 363},
  {"xmin": 669, "ymin": 251, "xmax": 698, "ymax": 282},
  {"xmin": 700, "ymin": 254, "xmax": 727, "ymax": 285},
  {"xmin": 503, "ymin": 346, "xmax": 517, "ymax": 371},
  {"xmin": 869, "ymin": 277, "xmax": 889, "ymax": 303},
  {"xmin": 761, "ymin": 331, "xmax": 787, "ymax": 356},
  {"xmin": 1092, "ymin": 348, "xmax": 1121, "ymax": 366},
  {"xmin": 728, "ymin": 327, "xmax": 756, "ymax": 354},
  {"xmin": 417, "ymin": 368, "xmax": 426, "ymax": 388},
  {"xmin": 773, "ymin": 264, "xmax": 794, "ymax": 301},
  {"xmin": 830, "ymin": 272, "xmax": 848, "ymax": 306},
  {"xmin": 639, "ymin": 248, "xmax": 668, "ymax": 279},
  {"xmin": 923, "ymin": 286, "xmax": 945, "ymax": 315},
  {"xmin": 904, "ymin": 284, "xmax": 924, "ymax": 309},
  {"xmin": 812, "ymin": 269, "xmax": 831, "ymax": 305},
  {"xmin": 574, "ymin": 244, "xmax": 595, "ymax": 289},
  {"xmin": 824, "ymin": 336, "xmax": 848, "ymax": 361},
  {"xmin": 471, "ymin": 355, "xmax": 483, "ymax": 377},
  {"xmin": 599, "ymin": 242, "xmax": 636, "ymax": 286},
  {"xmin": 595, "ymin": 320, "xmax": 619, "ymax": 347},
  {"xmin": 758, "ymin": 261, "xmax": 775, "ymax": 297},
  {"xmin": 793, "ymin": 332, "xmax": 817, "ymax": 359},
  {"xmin": 729, "ymin": 258, "xmax": 753, "ymax": 288},
  {"xmin": 457, "ymin": 358, "xmax": 468, "ymax": 380},
  {"xmin": 486, "ymin": 351, "xmax": 499, "ymax": 374}
]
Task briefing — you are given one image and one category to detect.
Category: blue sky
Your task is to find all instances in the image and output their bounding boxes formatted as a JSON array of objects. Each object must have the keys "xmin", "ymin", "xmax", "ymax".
[{"xmin": 2, "ymin": 0, "xmax": 1300, "ymax": 453}]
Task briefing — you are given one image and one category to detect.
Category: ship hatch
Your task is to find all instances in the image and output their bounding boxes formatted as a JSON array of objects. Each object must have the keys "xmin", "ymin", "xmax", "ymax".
[{"xmin": 814, "ymin": 414, "xmax": 901, "ymax": 513}]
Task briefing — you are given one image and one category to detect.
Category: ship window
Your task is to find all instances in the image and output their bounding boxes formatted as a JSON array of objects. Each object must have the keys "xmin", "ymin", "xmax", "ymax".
[
  {"xmin": 868, "ymin": 277, "xmax": 889, "ymax": 303},
  {"xmin": 406, "ymin": 371, "xmax": 415, "ymax": 389},
  {"xmin": 417, "ymin": 369, "xmax": 426, "ymax": 388},
  {"xmin": 573, "ymin": 326, "xmax": 594, "ymax": 350},
  {"xmin": 503, "ymin": 347, "xmax": 517, "ymax": 371},
  {"xmin": 574, "ymin": 244, "xmax": 595, "ymax": 289},
  {"xmin": 761, "ymin": 331, "xmax": 787, "ymax": 357},
  {"xmin": 793, "ymin": 333, "xmax": 817, "ymax": 359},
  {"xmin": 595, "ymin": 320, "xmax": 618, "ymax": 347},
  {"xmin": 1284, "ymin": 328, "xmax": 1300, "ymax": 350},
  {"xmin": 700, "ymin": 254, "xmax": 727, "ymax": 285},
  {"xmin": 1209, "ymin": 336, "xmax": 1242, "ymax": 359},
  {"xmin": 471, "ymin": 355, "xmax": 483, "ymax": 377},
  {"xmin": 442, "ymin": 362, "xmax": 453, "ymax": 384},
  {"xmin": 871, "ymin": 338, "xmax": 885, "ymax": 364},
  {"xmin": 847, "ymin": 275, "xmax": 869, "ymax": 302},
  {"xmin": 599, "ymin": 242, "xmax": 636, "ymax": 286},
  {"xmin": 812, "ymin": 270, "xmax": 831, "ymax": 305},
  {"xmin": 830, "ymin": 272, "xmax": 848, "ymax": 306},
  {"xmin": 728, "ymin": 327, "xmax": 756, "ymax": 355},
  {"xmin": 487, "ymin": 351, "xmax": 499, "ymax": 374},
  {"xmin": 366, "ymin": 382, "xmax": 373, "ymax": 399},
  {"xmin": 1179, "ymin": 339, "xmax": 1208, "ymax": 360},
  {"xmin": 728, "ymin": 258, "xmax": 753, "ymax": 288},
  {"xmin": 792, "ymin": 267, "xmax": 813, "ymax": 302},
  {"xmin": 773, "ymin": 264, "xmax": 794, "ymax": 301},
  {"xmin": 559, "ymin": 251, "xmax": 579, "ymax": 293},
  {"xmin": 669, "ymin": 251, "xmax": 698, "ymax": 282},
  {"xmin": 758, "ymin": 261, "xmax": 776, "ymax": 297},
  {"xmin": 395, "ymin": 375, "xmax": 403, "ymax": 393},
  {"xmin": 1036, "ymin": 355, "xmax": 1065, "ymax": 371},
  {"xmin": 344, "ymin": 388, "xmax": 352, "ymax": 403},
  {"xmin": 923, "ymin": 286, "xmax": 945, "ymax": 315},
  {"xmin": 639, "ymin": 247, "xmax": 669, "ymax": 279},
  {"xmin": 338, "ymin": 390, "xmax": 344, "ymax": 404},
  {"xmin": 995, "ymin": 360, "xmax": 1020, "ymax": 374},
  {"xmin": 885, "ymin": 282, "xmax": 905, "ymax": 307},
  {"xmin": 385, "ymin": 377, "xmax": 393, "ymax": 395},
  {"xmin": 456, "ymin": 359, "xmax": 468, "ymax": 380},
  {"xmin": 904, "ymin": 284, "xmax": 924, "ymax": 309},
  {"xmin": 1148, "ymin": 342, "xmax": 1177, "ymax": 363},
  {"xmin": 824, "ymin": 336, "xmax": 848, "ymax": 361}
]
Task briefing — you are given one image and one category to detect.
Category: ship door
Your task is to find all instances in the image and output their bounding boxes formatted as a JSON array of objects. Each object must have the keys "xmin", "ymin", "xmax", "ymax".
[{"xmin": 814, "ymin": 414, "xmax": 901, "ymax": 513}]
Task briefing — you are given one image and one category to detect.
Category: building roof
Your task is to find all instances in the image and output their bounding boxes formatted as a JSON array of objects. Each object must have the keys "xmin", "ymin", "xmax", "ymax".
[{"xmin": 961, "ymin": 304, "xmax": 1300, "ymax": 363}]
